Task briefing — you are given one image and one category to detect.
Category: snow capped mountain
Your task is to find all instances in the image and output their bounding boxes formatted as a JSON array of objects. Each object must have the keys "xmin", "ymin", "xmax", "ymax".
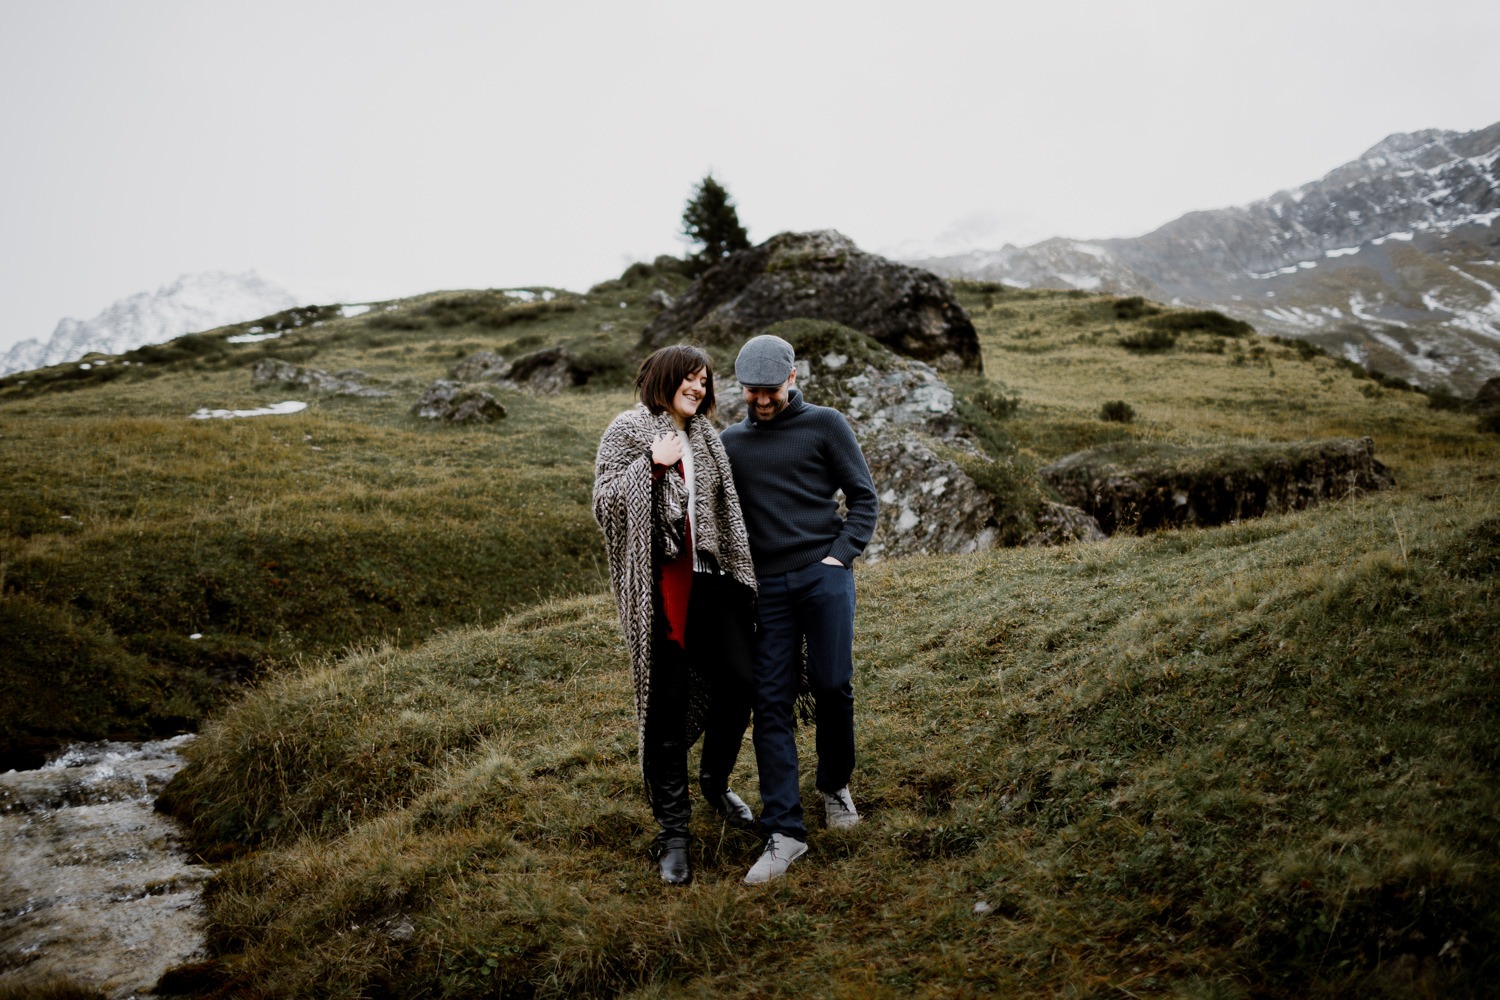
[
  {"xmin": 1, "ymin": 271, "xmax": 301, "ymax": 376},
  {"xmin": 911, "ymin": 238, "xmax": 1165, "ymax": 299},
  {"xmin": 911, "ymin": 121, "xmax": 1500, "ymax": 395}
]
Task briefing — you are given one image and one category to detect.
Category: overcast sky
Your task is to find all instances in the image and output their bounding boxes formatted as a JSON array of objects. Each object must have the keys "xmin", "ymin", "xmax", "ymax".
[{"xmin": 2, "ymin": 0, "xmax": 1496, "ymax": 352}]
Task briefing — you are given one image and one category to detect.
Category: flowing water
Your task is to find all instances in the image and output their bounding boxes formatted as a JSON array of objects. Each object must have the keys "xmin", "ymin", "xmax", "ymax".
[{"xmin": 0, "ymin": 735, "xmax": 211, "ymax": 998}]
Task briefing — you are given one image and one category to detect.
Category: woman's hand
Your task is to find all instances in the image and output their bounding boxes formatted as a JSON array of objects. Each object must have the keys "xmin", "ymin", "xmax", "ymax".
[{"xmin": 651, "ymin": 432, "xmax": 683, "ymax": 467}]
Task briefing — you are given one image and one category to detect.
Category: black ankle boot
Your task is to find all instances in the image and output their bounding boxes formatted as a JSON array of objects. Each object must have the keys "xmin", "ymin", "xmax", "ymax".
[
  {"xmin": 701, "ymin": 771, "xmax": 757, "ymax": 830},
  {"xmin": 653, "ymin": 835, "xmax": 691, "ymax": 885},
  {"xmin": 708, "ymin": 789, "xmax": 756, "ymax": 829},
  {"xmin": 645, "ymin": 742, "xmax": 693, "ymax": 885}
]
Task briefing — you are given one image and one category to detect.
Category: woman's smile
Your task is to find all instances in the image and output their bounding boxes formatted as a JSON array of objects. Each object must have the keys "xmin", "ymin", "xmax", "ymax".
[{"xmin": 672, "ymin": 368, "xmax": 709, "ymax": 423}]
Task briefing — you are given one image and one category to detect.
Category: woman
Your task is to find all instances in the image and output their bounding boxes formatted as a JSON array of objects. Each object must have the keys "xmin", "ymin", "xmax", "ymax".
[{"xmin": 592, "ymin": 344, "xmax": 759, "ymax": 884}]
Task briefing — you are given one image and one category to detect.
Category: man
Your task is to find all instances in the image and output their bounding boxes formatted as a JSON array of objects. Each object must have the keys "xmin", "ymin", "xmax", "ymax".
[{"xmin": 721, "ymin": 333, "xmax": 879, "ymax": 885}]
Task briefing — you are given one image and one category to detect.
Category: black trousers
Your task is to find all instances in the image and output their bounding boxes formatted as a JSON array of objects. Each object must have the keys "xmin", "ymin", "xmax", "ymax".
[{"xmin": 641, "ymin": 581, "xmax": 753, "ymax": 840}]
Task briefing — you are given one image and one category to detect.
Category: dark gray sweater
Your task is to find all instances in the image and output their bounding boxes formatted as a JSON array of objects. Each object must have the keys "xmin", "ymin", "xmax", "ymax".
[{"xmin": 720, "ymin": 389, "xmax": 879, "ymax": 575}]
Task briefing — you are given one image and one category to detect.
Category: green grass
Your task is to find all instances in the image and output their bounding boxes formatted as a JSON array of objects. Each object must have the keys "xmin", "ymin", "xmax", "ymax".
[
  {"xmin": 140, "ymin": 287, "xmax": 1498, "ymax": 997},
  {"xmin": 0, "ymin": 272, "xmax": 703, "ymax": 767},
  {"xmin": 160, "ymin": 479, "xmax": 1498, "ymax": 997},
  {"xmin": 4, "ymin": 276, "xmax": 1496, "ymax": 993}
]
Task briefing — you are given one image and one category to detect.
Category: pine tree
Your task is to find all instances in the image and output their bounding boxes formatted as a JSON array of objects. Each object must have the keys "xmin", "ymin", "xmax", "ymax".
[{"xmin": 681, "ymin": 173, "xmax": 750, "ymax": 273}]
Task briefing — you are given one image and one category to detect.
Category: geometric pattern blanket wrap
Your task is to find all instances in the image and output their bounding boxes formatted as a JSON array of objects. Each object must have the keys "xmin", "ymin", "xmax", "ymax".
[{"xmin": 592, "ymin": 404, "xmax": 758, "ymax": 766}]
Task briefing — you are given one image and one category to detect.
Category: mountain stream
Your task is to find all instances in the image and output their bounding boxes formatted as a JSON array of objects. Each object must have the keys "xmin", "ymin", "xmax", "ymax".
[{"xmin": 1, "ymin": 735, "xmax": 211, "ymax": 998}]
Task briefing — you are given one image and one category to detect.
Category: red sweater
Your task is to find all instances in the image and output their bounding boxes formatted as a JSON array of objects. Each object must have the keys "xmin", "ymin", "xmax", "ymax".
[{"xmin": 656, "ymin": 461, "xmax": 692, "ymax": 648}]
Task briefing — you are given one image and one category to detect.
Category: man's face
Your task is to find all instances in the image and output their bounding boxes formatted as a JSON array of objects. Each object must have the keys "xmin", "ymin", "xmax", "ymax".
[{"xmin": 743, "ymin": 370, "xmax": 795, "ymax": 422}]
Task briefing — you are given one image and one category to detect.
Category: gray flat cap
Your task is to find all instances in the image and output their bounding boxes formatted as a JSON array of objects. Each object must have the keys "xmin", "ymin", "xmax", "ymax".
[{"xmin": 735, "ymin": 334, "xmax": 795, "ymax": 386}]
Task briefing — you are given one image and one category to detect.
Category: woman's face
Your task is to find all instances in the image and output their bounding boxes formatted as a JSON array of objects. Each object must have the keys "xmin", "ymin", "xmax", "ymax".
[{"xmin": 671, "ymin": 368, "xmax": 709, "ymax": 422}]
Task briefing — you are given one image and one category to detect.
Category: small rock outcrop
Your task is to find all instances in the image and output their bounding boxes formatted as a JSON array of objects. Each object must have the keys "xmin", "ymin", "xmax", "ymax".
[
  {"xmin": 503, "ymin": 346, "xmax": 589, "ymax": 394},
  {"xmin": 1029, "ymin": 502, "xmax": 1110, "ymax": 546},
  {"xmin": 1040, "ymin": 437, "xmax": 1395, "ymax": 534},
  {"xmin": 449, "ymin": 351, "xmax": 509, "ymax": 382},
  {"xmin": 449, "ymin": 347, "xmax": 591, "ymax": 395},
  {"xmin": 858, "ymin": 434, "xmax": 1001, "ymax": 559},
  {"xmin": 251, "ymin": 359, "xmax": 390, "ymax": 397},
  {"xmin": 642, "ymin": 230, "xmax": 982, "ymax": 371},
  {"xmin": 412, "ymin": 381, "xmax": 507, "ymax": 423}
]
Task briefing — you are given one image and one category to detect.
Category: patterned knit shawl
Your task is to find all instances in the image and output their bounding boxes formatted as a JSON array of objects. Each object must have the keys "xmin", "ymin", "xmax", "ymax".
[{"xmin": 592, "ymin": 404, "xmax": 757, "ymax": 760}]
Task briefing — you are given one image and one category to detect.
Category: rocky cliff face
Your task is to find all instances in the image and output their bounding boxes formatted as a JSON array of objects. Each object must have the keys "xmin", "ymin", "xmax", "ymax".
[
  {"xmin": 911, "ymin": 121, "xmax": 1500, "ymax": 395},
  {"xmin": 643, "ymin": 230, "xmax": 983, "ymax": 371}
]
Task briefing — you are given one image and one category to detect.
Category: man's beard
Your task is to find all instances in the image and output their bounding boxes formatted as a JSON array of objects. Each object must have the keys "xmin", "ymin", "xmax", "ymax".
[{"xmin": 752, "ymin": 397, "xmax": 788, "ymax": 421}]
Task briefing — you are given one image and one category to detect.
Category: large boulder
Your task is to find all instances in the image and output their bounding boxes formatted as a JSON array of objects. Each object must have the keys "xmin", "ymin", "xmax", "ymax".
[
  {"xmin": 1040, "ymin": 437, "xmax": 1395, "ymax": 534},
  {"xmin": 715, "ymin": 320, "xmax": 1100, "ymax": 559},
  {"xmin": 642, "ymin": 230, "xmax": 982, "ymax": 371}
]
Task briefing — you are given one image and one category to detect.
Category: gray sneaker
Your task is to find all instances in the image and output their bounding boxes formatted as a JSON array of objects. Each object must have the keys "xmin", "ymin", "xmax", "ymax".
[
  {"xmin": 821, "ymin": 786, "xmax": 860, "ymax": 829},
  {"xmin": 743, "ymin": 833, "xmax": 808, "ymax": 885}
]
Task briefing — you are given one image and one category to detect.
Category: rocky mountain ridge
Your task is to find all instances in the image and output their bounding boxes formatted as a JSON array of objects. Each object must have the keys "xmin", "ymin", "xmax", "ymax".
[
  {"xmin": 910, "ymin": 121, "xmax": 1500, "ymax": 395},
  {"xmin": 0, "ymin": 271, "xmax": 301, "ymax": 376}
]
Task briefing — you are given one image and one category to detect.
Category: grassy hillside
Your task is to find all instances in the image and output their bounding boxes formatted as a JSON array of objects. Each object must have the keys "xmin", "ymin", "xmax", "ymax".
[
  {"xmin": 139, "ymin": 284, "xmax": 1499, "ymax": 997},
  {"xmin": 0, "ymin": 276, "xmax": 692, "ymax": 768}
]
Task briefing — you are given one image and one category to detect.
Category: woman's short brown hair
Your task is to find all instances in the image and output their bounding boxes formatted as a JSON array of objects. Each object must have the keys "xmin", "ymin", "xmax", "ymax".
[{"xmin": 636, "ymin": 344, "xmax": 716, "ymax": 419}]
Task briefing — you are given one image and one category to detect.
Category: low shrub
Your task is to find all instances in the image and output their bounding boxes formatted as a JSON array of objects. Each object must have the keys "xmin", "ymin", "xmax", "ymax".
[
  {"xmin": 1146, "ymin": 309, "xmax": 1255, "ymax": 338},
  {"xmin": 1427, "ymin": 387, "xmax": 1467, "ymax": 411},
  {"xmin": 1119, "ymin": 327, "xmax": 1177, "ymax": 352},
  {"xmin": 1271, "ymin": 334, "xmax": 1328, "ymax": 361},
  {"xmin": 423, "ymin": 293, "xmax": 577, "ymax": 330},
  {"xmin": 1112, "ymin": 295, "xmax": 1160, "ymax": 320},
  {"xmin": 1099, "ymin": 400, "xmax": 1135, "ymax": 423},
  {"xmin": 950, "ymin": 375, "xmax": 1023, "ymax": 460}
]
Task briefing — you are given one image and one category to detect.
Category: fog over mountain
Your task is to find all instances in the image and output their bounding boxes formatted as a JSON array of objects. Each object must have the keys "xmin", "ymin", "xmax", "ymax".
[
  {"xmin": 910, "ymin": 121, "xmax": 1500, "ymax": 395},
  {"xmin": 0, "ymin": 272, "xmax": 299, "ymax": 376}
]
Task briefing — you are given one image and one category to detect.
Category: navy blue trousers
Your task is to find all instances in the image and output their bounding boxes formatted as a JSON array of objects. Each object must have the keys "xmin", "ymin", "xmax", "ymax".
[{"xmin": 751, "ymin": 560, "xmax": 857, "ymax": 840}]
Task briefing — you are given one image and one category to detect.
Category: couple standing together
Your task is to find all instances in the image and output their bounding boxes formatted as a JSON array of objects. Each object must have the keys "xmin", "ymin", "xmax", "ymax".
[{"xmin": 593, "ymin": 334, "xmax": 879, "ymax": 886}]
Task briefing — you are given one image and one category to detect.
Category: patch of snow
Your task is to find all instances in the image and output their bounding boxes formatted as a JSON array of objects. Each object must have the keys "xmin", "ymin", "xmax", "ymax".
[
  {"xmin": 226, "ymin": 331, "xmax": 283, "ymax": 343},
  {"xmin": 1325, "ymin": 245, "xmax": 1361, "ymax": 258},
  {"xmin": 1261, "ymin": 306, "xmax": 1328, "ymax": 328},
  {"xmin": 1251, "ymin": 259, "xmax": 1319, "ymax": 279},
  {"xmin": 1372, "ymin": 231, "xmax": 1414, "ymax": 245},
  {"xmin": 340, "ymin": 304, "xmax": 372, "ymax": 318},
  {"xmin": 189, "ymin": 400, "xmax": 308, "ymax": 420}
]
